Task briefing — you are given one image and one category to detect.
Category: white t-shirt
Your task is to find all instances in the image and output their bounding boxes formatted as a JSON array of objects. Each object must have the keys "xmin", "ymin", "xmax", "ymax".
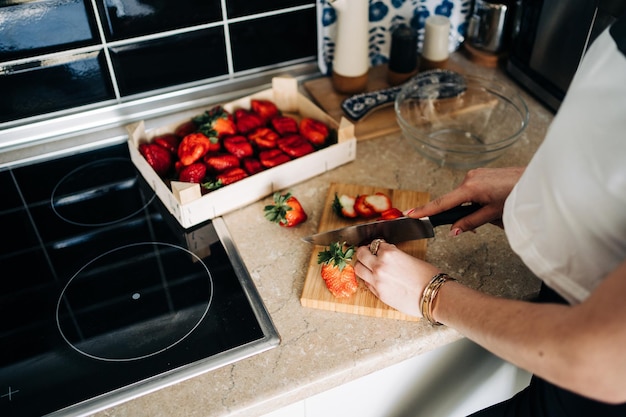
[{"xmin": 503, "ymin": 24, "xmax": 626, "ymax": 305}]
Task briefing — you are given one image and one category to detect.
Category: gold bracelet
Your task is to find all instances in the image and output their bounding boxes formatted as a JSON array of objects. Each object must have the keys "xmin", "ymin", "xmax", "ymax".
[{"xmin": 420, "ymin": 273, "xmax": 457, "ymax": 326}]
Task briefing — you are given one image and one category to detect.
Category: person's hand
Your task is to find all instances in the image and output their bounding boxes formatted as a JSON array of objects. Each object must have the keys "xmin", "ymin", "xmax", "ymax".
[
  {"xmin": 406, "ymin": 167, "xmax": 525, "ymax": 235},
  {"xmin": 355, "ymin": 240, "xmax": 440, "ymax": 317}
]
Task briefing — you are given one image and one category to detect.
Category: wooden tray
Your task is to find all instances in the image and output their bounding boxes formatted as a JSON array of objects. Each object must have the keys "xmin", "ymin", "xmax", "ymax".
[{"xmin": 300, "ymin": 183, "xmax": 429, "ymax": 321}]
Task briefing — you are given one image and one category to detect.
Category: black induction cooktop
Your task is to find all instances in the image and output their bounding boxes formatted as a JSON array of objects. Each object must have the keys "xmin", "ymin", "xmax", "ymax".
[{"xmin": 0, "ymin": 143, "xmax": 279, "ymax": 417}]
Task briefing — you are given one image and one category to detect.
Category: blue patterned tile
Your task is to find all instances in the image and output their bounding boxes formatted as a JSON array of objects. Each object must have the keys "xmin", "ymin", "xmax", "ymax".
[{"xmin": 317, "ymin": 0, "xmax": 471, "ymax": 74}]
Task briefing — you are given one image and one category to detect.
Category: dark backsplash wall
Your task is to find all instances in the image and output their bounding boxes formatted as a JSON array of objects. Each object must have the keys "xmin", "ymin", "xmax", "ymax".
[{"xmin": 0, "ymin": 0, "xmax": 317, "ymax": 125}]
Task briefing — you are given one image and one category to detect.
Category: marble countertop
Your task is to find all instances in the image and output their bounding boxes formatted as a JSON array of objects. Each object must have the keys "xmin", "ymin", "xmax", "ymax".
[{"xmin": 93, "ymin": 53, "xmax": 553, "ymax": 417}]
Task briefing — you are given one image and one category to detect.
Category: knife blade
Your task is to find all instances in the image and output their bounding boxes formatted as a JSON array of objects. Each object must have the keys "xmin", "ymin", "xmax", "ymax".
[{"xmin": 302, "ymin": 203, "xmax": 480, "ymax": 246}]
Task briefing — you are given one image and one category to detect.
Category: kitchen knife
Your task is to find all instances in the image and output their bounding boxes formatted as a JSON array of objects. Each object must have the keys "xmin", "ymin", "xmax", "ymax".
[{"xmin": 302, "ymin": 203, "xmax": 480, "ymax": 246}]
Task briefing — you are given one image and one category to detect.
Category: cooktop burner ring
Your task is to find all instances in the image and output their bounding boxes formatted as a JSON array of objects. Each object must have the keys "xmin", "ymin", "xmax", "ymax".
[
  {"xmin": 55, "ymin": 241, "xmax": 214, "ymax": 362},
  {"xmin": 51, "ymin": 157, "xmax": 156, "ymax": 226}
]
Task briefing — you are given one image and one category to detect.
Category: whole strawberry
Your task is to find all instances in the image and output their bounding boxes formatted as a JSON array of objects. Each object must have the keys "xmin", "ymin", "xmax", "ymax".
[
  {"xmin": 299, "ymin": 117, "xmax": 329, "ymax": 146},
  {"xmin": 152, "ymin": 133, "xmax": 179, "ymax": 154},
  {"xmin": 179, "ymin": 162, "xmax": 207, "ymax": 183},
  {"xmin": 317, "ymin": 242, "xmax": 358, "ymax": 298},
  {"xmin": 264, "ymin": 191, "xmax": 307, "ymax": 227},
  {"xmin": 250, "ymin": 99, "xmax": 279, "ymax": 121},
  {"xmin": 139, "ymin": 143, "xmax": 172, "ymax": 177}
]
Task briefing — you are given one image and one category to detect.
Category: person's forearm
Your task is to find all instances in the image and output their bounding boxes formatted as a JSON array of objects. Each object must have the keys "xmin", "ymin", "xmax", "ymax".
[{"xmin": 431, "ymin": 280, "xmax": 626, "ymax": 403}]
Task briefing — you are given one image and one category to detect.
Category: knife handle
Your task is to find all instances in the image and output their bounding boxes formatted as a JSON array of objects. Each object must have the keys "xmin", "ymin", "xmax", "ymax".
[
  {"xmin": 341, "ymin": 86, "xmax": 403, "ymax": 121},
  {"xmin": 428, "ymin": 203, "xmax": 481, "ymax": 228},
  {"xmin": 340, "ymin": 69, "xmax": 467, "ymax": 121}
]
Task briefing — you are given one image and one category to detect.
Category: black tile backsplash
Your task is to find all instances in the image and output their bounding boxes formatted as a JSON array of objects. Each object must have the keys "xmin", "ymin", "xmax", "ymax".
[
  {"xmin": 98, "ymin": 0, "xmax": 222, "ymax": 41},
  {"xmin": 230, "ymin": 8, "xmax": 317, "ymax": 72},
  {"xmin": 110, "ymin": 28, "xmax": 228, "ymax": 96},
  {"xmin": 226, "ymin": 0, "xmax": 313, "ymax": 18},
  {"xmin": 0, "ymin": 0, "xmax": 317, "ymax": 126},
  {"xmin": 0, "ymin": 0, "xmax": 98, "ymax": 62},
  {"xmin": 0, "ymin": 51, "xmax": 115, "ymax": 124}
]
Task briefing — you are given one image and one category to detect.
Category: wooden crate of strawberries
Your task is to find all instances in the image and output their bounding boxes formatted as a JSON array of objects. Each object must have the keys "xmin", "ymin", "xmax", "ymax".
[{"xmin": 127, "ymin": 77, "xmax": 357, "ymax": 229}]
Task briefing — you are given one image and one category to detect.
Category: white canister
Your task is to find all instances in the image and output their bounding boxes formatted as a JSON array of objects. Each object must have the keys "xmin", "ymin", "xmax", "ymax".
[
  {"xmin": 421, "ymin": 15, "xmax": 451, "ymax": 68},
  {"xmin": 328, "ymin": 0, "xmax": 369, "ymax": 94}
]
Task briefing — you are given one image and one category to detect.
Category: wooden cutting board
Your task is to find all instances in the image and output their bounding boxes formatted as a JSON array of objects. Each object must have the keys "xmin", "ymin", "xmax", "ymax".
[
  {"xmin": 300, "ymin": 183, "xmax": 430, "ymax": 321},
  {"xmin": 303, "ymin": 63, "xmax": 494, "ymax": 142},
  {"xmin": 303, "ymin": 65, "xmax": 400, "ymax": 141}
]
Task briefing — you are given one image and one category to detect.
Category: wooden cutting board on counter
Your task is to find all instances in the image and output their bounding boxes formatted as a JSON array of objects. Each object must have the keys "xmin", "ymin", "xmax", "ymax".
[
  {"xmin": 303, "ymin": 65, "xmax": 400, "ymax": 141},
  {"xmin": 300, "ymin": 183, "xmax": 429, "ymax": 321}
]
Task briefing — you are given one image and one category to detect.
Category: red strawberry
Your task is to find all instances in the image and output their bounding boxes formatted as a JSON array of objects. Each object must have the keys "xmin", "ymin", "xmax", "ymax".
[
  {"xmin": 241, "ymin": 157, "xmax": 265, "ymax": 175},
  {"xmin": 276, "ymin": 134, "xmax": 314, "ymax": 158},
  {"xmin": 299, "ymin": 117, "xmax": 329, "ymax": 146},
  {"xmin": 317, "ymin": 242, "xmax": 358, "ymax": 298},
  {"xmin": 153, "ymin": 133, "xmax": 179, "ymax": 154},
  {"xmin": 259, "ymin": 149, "xmax": 291, "ymax": 168},
  {"xmin": 216, "ymin": 167, "xmax": 248, "ymax": 185},
  {"xmin": 223, "ymin": 135, "xmax": 254, "ymax": 159},
  {"xmin": 178, "ymin": 133, "xmax": 213, "ymax": 166},
  {"xmin": 178, "ymin": 162, "xmax": 207, "ymax": 183},
  {"xmin": 202, "ymin": 167, "xmax": 248, "ymax": 190},
  {"xmin": 332, "ymin": 193, "xmax": 357, "ymax": 218},
  {"xmin": 193, "ymin": 106, "xmax": 237, "ymax": 140},
  {"xmin": 139, "ymin": 143, "xmax": 172, "ymax": 176},
  {"xmin": 271, "ymin": 115, "xmax": 299, "ymax": 135},
  {"xmin": 235, "ymin": 108, "xmax": 265, "ymax": 133},
  {"xmin": 248, "ymin": 127, "xmax": 279, "ymax": 149},
  {"xmin": 264, "ymin": 191, "xmax": 308, "ymax": 227},
  {"xmin": 354, "ymin": 195, "xmax": 378, "ymax": 218},
  {"xmin": 379, "ymin": 207, "xmax": 403, "ymax": 220},
  {"xmin": 250, "ymin": 99, "xmax": 279, "ymax": 121},
  {"xmin": 174, "ymin": 120, "xmax": 197, "ymax": 138},
  {"xmin": 204, "ymin": 153, "xmax": 240, "ymax": 173}
]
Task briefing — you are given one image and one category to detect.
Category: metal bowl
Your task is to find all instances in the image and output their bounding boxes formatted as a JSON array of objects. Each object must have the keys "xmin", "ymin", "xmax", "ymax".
[{"xmin": 394, "ymin": 70, "xmax": 529, "ymax": 169}]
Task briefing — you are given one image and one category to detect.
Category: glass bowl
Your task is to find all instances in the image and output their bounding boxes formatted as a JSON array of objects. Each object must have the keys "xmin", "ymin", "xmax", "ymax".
[{"xmin": 394, "ymin": 70, "xmax": 529, "ymax": 169}]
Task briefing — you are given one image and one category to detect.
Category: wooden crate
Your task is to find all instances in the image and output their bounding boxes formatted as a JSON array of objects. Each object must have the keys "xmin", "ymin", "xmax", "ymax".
[{"xmin": 127, "ymin": 77, "xmax": 357, "ymax": 229}]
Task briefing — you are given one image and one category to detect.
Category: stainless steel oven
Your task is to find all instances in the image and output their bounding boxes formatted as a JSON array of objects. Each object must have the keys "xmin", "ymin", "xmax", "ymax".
[{"xmin": 506, "ymin": 0, "xmax": 626, "ymax": 111}]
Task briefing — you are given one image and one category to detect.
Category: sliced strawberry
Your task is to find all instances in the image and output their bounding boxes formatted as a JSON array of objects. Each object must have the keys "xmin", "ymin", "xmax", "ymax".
[
  {"xmin": 276, "ymin": 134, "xmax": 314, "ymax": 158},
  {"xmin": 248, "ymin": 127, "xmax": 279, "ymax": 149},
  {"xmin": 259, "ymin": 149, "xmax": 291, "ymax": 168},
  {"xmin": 271, "ymin": 115, "xmax": 299, "ymax": 135},
  {"xmin": 178, "ymin": 162, "xmax": 207, "ymax": 183},
  {"xmin": 250, "ymin": 99, "xmax": 279, "ymax": 121},
  {"xmin": 178, "ymin": 133, "xmax": 213, "ymax": 166},
  {"xmin": 193, "ymin": 106, "xmax": 237, "ymax": 139},
  {"xmin": 216, "ymin": 167, "xmax": 248, "ymax": 185},
  {"xmin": 212, "ymin": 117, "xmax": 237, "ymax": 137},
  {"xmin": 317, "ymin": 242, "xmax": 358, "ymax": 298},
  {"xmin": 364, "ymin": 192, "xmax": 392, "ymax": 214},
  {"xmin": 241, "ymin": 157, "xmax": 265, "ymax": 175},
  {"xmin": 204, "ymin": 153, "xmax": 240, "ymax": 173},
  {"xmin": 379, "ymin": 207, "xmax": 403, "ymax": 220},
  {"xmin": 332, "ymin": 193, "xmax": 357, "ymax": 218},
  {"xmin": 299, "ymin": 117, "xmax": 329, "ymax": 146},
  {"xmin": 174, "ymin": 120, "xmax": 197, "ymax": 138},
  {"xmin": 235, "ymin": 108, "xmax": 265, "ymax": 133},
  {"xmin": 354, "ymin": 195, "xmax": 378, "ymax": 218},
  {"xmin": 153, "ymin": 133, "xmax": 179, "ymax": 154},
  {"xmin": 139, "ymin": 143, "xmax": 172, "ymax": 177},
  {"xmin": 223, "ymin": 135, "xmax": 254, "ymax": 159},
  {"xmin": 264, "ymin": 191, "xmax": 308, "ymax": 228}
]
